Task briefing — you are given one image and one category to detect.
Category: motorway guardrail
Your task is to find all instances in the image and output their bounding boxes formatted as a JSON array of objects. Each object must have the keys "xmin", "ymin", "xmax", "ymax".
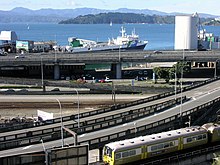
[
  {"xmin": 1, "ymin": 76, "xmax": 219, "ymax": 133},
  {"xmin": 0, "ymin": 96, "xmax": 186, "ymax": 150},
  {"xmin": 0, "ymin": 96, "xmax": 219, "ymax": 153},
  {"xmin": 83, "ymin": 96, "xmax": 220, "ymax": 150}
]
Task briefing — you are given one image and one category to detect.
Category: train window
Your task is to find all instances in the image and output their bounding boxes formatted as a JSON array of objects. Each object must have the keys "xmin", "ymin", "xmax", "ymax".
[
  {"xmin": 158, "ymin": 144, "xmax": 163, "ymax": 150},
  {"xmin": 122, "ymin": 151, "xmax": 129, "ymax": 158},
  {"xmin": 164, "ymin": 143, "xmax": 169, "ymax": 148},
  {"xmin": 151, "ymin": 145, "xmax": 157, "ymax": 151},
  {"xmin": 170, "ymin": 141, "xmax": 175, "ymax": 146},
  {"xmin": 104, "ymin": 146, "xmax": 112, "ymax": 158},
  {"xmin": 115, "ymin": 153, "xmax": 121, "ymax": 160},
  {"xmin": 192, "ymin": 136, "xmax": 197, "ymax": 141},
  {"xmin": 150, "ymin": 140, "xmax": 175, "ymax": 152},
  {"xmin": 185, "ymin": 134, "xmax": 207, "ymax": 144},
  {"xmin": 129, "ymin": 150, "xmax": 136, "ymax": 156},
  {"xmin": 187, "ymin": 138, "xmax": 192, "ymax": 143},
  {"xmin": 198, "ymin": 135, "xmax": 203, "ymax": 140}
]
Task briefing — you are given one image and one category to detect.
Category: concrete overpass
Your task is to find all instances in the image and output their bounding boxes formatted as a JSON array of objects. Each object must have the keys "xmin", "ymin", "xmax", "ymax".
[
  {"xmin": 0, "ymin": 50, "xmax": 220, "ymax": 79},
  {"xmin": 2, "ymin": 50, "xmax": 220, "ymax": 64}
]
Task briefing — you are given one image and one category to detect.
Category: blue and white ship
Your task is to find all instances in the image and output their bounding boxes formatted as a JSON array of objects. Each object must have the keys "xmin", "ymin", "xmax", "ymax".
[{"xmin": 66, "ymin": 27, "xmax": 148, "ymax": 53}]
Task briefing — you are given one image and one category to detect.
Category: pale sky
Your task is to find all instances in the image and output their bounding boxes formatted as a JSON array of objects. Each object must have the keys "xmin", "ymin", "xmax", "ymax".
[{"xmin": 1, "ymin": 0, "xmax": 220, "ymax": 16}]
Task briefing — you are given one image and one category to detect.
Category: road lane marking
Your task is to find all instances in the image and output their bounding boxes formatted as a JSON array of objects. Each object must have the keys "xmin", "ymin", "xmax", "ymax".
[
  {"xmin": 22, "ymin": 145, "xmax": 33, "ymax": 150},
  {"xmin": 80, "ymin": 134, "xmax": 85, "ymax": 137}
]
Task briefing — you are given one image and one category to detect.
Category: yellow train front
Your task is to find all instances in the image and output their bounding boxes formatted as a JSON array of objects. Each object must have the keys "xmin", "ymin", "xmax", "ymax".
[
  {"xmin": 103, "ymin": 126, "xmax": 208, "ymax": 165},
  {"xmin": 202, "ymin": 123, "xmax": 220, "ymax": 143}
]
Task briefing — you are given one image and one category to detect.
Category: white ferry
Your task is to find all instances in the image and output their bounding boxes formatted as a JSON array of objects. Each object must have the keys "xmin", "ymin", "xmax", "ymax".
[{"xmin": 65, "ymin": 27, "xmax": 148, "ymax": 53}]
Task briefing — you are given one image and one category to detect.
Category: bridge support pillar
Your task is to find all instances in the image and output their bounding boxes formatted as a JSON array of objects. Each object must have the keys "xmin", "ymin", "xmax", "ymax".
[
  {"xmin": 111, "ymin": 63, "xmax": 122, "ymax": 79},
  {"xmin": 54, "ymin": 64, "xmax": 60, "ymax": 80}
]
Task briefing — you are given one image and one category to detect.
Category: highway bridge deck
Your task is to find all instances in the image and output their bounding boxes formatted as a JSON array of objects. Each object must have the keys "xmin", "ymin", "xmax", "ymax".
[{"xmin": 1, "ymin": 50, "xmax": 220, "ymax": 66}]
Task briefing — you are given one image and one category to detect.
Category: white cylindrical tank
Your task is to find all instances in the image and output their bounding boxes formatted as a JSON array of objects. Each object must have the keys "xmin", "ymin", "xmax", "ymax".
[{"xmin": 175, "ymin": 14, "xmax": 198, "ymax": 50}]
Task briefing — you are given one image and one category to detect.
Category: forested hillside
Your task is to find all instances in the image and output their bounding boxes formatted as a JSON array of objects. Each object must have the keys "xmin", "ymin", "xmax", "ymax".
[{"xmin": 59, "ymin": 12, "xmax": 175, "ymax": 24}]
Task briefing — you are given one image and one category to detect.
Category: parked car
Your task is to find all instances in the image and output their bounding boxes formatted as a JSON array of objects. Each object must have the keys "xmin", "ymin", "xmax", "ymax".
[
  {"xmin": 135, "ymin": 76, "xmax": 146, "ymax": 81},
  {"xmin": 99, "ymin": 79, "xmax": 106, "ymax": 83},
  {"xmin": 0, "ymin": 49, "xmax": 7, "ymax": 56},
  {"xmin": 153, "ymin": 50, "xmax": 162, "ymax": 54},
  {"xmin": 60, "ymin": 75, "xmax": 65, "ymax": 80},
  {"xmin": 15, "ymin": 55, "xmax": 25, "ymax": 59},
  {"xmin": 98, "ymin": 77, "xmax": 112, "ymax": 83}
]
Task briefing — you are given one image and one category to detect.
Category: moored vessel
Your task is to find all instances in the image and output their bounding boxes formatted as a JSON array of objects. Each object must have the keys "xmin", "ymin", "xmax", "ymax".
[{"xmin": 66, "ymin": 26, "xmax": 148, "ymax": 53}]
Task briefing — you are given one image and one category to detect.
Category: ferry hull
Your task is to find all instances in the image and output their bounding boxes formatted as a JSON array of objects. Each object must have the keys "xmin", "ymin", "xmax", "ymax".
[{"xmin": 68, "ymin": 43, "xmax": 147, "ymax": 53}]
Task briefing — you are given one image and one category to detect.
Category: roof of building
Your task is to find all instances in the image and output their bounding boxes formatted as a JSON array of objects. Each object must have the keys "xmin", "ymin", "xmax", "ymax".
[{"xmin": 0, "ymin": 31, "xmax": 18, "ymax": 41}]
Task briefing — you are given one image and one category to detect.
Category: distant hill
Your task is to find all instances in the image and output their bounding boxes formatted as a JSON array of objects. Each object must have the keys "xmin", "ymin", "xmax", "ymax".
[
  {"xmin": 0, "ymin": 7, "xmax": 219, "ymax": 23},
  {"xmin": 203, "ymin": 19, "xmax": 220, "ymax": 26},
  {"xmin": 59, "ymin": 12, "xmax": 175, "ymax": 24}
]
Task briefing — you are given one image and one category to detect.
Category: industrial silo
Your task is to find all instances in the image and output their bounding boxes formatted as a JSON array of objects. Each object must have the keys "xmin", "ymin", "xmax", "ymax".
[{"xmin": 174, "ymin": 14, "xmax": 198, "ymax": 50}]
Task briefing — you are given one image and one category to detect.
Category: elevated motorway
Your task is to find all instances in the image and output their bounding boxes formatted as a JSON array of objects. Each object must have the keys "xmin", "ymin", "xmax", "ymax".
[
  {"xmin": 0, "ymin": 78, "xmax": 220, "ymax": 159},
  {"xmin": 1, "ymin": 50, "xmax": 220, "ymax": 79},
  {"xmin": 1, "ymin": 50, "xmax": 220, "ymax": 65}
]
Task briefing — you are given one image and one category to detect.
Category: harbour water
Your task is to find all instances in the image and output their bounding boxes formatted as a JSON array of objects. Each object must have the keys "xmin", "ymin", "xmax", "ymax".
[{"xmin": 0, "ymin": 23, "xmax": 220, "ymax": 50}]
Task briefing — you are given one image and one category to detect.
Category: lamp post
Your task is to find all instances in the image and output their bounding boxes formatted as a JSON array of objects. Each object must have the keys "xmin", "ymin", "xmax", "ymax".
[
  {"xmin": 214, "ymin": 59, "xmax": 219, "ymax": 78},
  {"xmin": 41, "ymin": 56, "xmax": 44, "ymax": 91},
  {"xmin": 134, "ymin": 122, "xmax": 137, "ymax": 136},
  {"xmin": 180, "ymin": 46, "xmax": 185, "ymax": 126},
  {"xmin": 56, "ymin": 98, "xmax": 64, "ymax": 148},
  {"xmin": 40, "ymin": 139, "xmax": 48, "ymax": 165},
  {"xmin": 119, "ymin": 46, "xmax": 122, "ymax": 62},
  {"xmin": 174, "ymin": 72, "xmax": 177, "ymax": 100},
  {"xmin": 55, "ymin": 34, "xmax": 57, "ymax": 63},
  {"xmin": 186, "ymin": 116, "xmax": 191, "ymax": 127},
  {"xmin": 40, "ymin": 138, "xmax": 46, "ymax": 152},
  {"xmin": 112, "ymin": 81, "xmax": 116, "ymax": 105},
  {"xmin": 73, "ymin": 89, "xmax": 80, "ymax": 128},
  {"xmin": 174, "ymin": 63, "xmax": 177, "ymax": 101},
  {"xmin": 170, "ymin": 71, "xmax": 177, "ymax": 100}
]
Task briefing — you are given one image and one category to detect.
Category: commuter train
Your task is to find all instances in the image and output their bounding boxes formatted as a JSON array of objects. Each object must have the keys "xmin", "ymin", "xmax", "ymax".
[{"xmin": 103, "ymin": 123, "xmax": 220, "ymax": 165}]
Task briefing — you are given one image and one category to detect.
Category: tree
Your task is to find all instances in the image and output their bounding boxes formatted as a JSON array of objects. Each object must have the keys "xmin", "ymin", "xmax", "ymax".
[
  {"xmin": 58, "ymin": 12, "xmax": 175, "ymax": 24},
  {"xmin": 153, "ymin": 67, "xmax": 170, "ymax": 83},
  {"xmin": 153, "ymin": 62, "xmax": 190, "ymax": 84},
  {"xmin": 173, "ymin": 62, "xmax": 190, "ymax": 78}
]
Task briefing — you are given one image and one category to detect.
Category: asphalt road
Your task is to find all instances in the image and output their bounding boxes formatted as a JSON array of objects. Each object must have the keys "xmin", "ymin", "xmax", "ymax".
[
  {"xmin": 1, "ymin": 79, "xmax": 220, "ymax": 162},
  {"xmin": 0, "ymin": 94, "xmax": 151, "ymax": 118}
]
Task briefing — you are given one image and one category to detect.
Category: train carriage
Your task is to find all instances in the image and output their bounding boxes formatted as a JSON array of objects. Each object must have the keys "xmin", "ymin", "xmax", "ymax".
[
  {"xmin": 180, "ymin": 127, "xmax": 208, "ymax": 149},
  {"xmin": 103, "ymin": 126, "xmax": 208, "ymax": 165},
  {"xmin": 202, "ymin": 123, "xmax": 220, "ymax": 143}
]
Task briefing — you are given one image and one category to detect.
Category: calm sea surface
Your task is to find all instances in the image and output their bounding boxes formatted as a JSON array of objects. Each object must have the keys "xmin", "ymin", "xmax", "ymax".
[{"xmin": 0, "ymin": 23, "xmax": 220, "ymax": 50}]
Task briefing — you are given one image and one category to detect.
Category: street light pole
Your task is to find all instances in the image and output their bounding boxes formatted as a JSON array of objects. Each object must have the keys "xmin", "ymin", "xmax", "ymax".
[
  {"xmin": 119, "ymin": 46, "xmax": 121, "ymax": 62},
  {"xmin": 112, "ymin": 81, "xmax": 116, "ymax": 105},
  {"xmin": 73, "ymin": 89, "xmax": 80, "ymax": 128},
  {"xmin": 134, "ymin": 122, "xmax": 137, "ymax": 136},
  {"xmin": 174, "ymin": 71, "xmax": 177, "ymax": 100},
  {"xmin": 41, "ymin": 138, "xmax": 46, "ymax": 151},
  {"xmin": 170, "ymin": 71, "xmax": 177, "ymax": 100},
  {"xmin": 180, "ymin": 45, "xmax": 185, "ymax": 126},
  {"xmin": 40, "ymin": 139, "xmax": 48, "ymax": 165},
  {"xmin": 56, "ymin": 98, "xmax": 64, "ymax": 148},
  {"xmin": 214, "ymin": 59, "xmax": 219, "ymax": 78},
  {"xmin": 55, "ymin": 34, "xmax": 57, "ymax": 63},
  {"xmin": 41, "ymin": 56, "xmax": 44, "ymax": 91}
]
